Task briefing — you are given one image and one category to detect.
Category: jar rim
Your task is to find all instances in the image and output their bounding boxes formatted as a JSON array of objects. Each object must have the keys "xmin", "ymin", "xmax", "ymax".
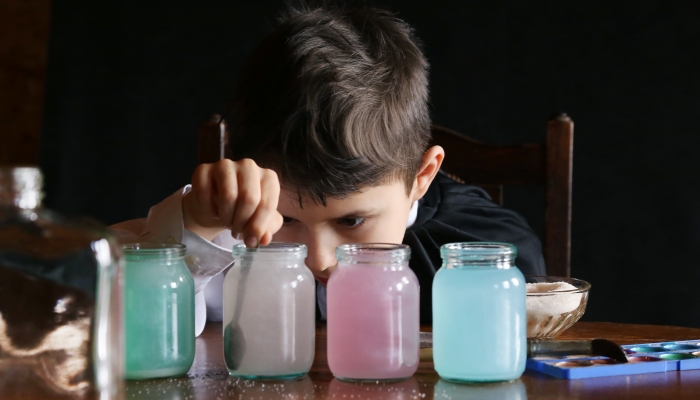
[
  {"xmin": 336, "ymin": 243, "xmax": 410, "ymax": 263},
  {"xmin": 232, "ymin": 242, "xmax": 307, "ymax": 257},
  {"xmin": 122, "ymin": 242, "xmax": 186, "ymax": 257},
  {"xmin": 440, "ymin": 242, "xmax": 516, "ymax": 256},
  {"xmin": 336, "ymin": 242, "xmax": 410, "ymax": 252}
]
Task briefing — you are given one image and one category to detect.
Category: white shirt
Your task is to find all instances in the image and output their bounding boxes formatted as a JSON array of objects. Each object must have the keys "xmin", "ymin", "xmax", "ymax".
[{"xmin": 111, "ymin": 186, "xmax": 419, "ymax": 336}]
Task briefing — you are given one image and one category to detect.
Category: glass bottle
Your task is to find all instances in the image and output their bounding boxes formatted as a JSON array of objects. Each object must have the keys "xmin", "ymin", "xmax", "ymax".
[
  {"xmin": 223, "ymin": 242, "xmax": 315, "ymax": 379},
  {"xmin": 122, "ymin": 243, "xmax": 195, "ymax": 379},
  {"xmin": 433, "ymin": 242, "xmax": 526, "ymax": 382},
  {"xmin": 0, "ymin": 166, "xmax": 123, "ymax": 399},
  {"xmin": 328, "ymin": 243, "xmax": 420, "ymax": 381}
]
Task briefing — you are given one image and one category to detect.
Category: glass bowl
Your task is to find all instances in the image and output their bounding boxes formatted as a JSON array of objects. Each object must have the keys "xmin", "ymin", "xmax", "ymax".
[{"xmin": 525, "ymin": 276, "xmax": 591, "ymax": 339}]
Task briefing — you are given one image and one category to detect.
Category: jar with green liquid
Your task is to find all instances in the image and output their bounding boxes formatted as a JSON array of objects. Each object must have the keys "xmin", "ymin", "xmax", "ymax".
[{"xmin": 122, "ymin": 243, "xmax": 195, "ymax": 379}]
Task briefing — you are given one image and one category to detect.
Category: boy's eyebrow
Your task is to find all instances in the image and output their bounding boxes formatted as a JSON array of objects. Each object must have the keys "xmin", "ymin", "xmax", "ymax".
[{"xmin": 333, "ymin": 208, "xmax": 378, "ymax": 219}]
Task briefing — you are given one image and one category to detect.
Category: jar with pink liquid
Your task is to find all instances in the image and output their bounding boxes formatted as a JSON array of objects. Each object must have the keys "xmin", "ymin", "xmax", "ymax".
[{"xmin": 327, "ymin": 243, "xmax": 420, "ymax": 381}]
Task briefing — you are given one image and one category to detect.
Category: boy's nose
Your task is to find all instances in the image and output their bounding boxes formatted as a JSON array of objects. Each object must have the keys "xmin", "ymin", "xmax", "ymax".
[
  {"xmin": 305, "ymin": 248, "xmax": 337, "ymax": 274},
  {"xmin": 304, "ymin": 236, "xmax": 338, "ymax": 276}
]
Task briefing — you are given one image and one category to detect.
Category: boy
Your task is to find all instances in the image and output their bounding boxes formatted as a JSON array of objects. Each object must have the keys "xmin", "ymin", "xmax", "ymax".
[{"xmin": 113, "ymin": 3, "xmax": 545, "ymax": 335}]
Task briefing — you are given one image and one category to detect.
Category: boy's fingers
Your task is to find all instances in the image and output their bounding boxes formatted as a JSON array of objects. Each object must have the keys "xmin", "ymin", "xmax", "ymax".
[
  {"xmin": 242, "ymin": 169, "xmax": 281, "ymax": 246},
  {"xmin": 229, "ymin": 160, "xmax": 262, "ymax": 236},
  {"xmin": 263, "ymin": 171, "xmax": 283, "ymax": 243},
  {"xmin": 211, "ymin": 160, "xmax": 239, "ymax": 229},
  {"xmin": 189, "ymin": 163, "xmax": 217, "ymax": 225},
  {"xmin": 251, "ymin": 210, "xmax": 283, "ymax": 247},
  {"xmin": 245, "ymin": 209, "xmax": 283, "ymax": 247},
  {"xmin": 260, "ymin": 230, "xmax": 274, "ymax": 247},
  {"xmin": 269, "ymin": 211, "xmax": 284, "ymax": 234}
]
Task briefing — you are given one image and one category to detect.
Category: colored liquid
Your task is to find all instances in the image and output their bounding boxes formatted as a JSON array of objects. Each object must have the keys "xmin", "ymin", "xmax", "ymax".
[
  {"xmin": 124, "ymin": 258, "xmax": 195, "ymax": 379},
  {"xmin": 222, "ymin": 257, "xmax": 315, "ymax": 378},
  {"xmin": 327, "ymin": 263, "xmax": 420, "ymax": 380},
  {"xmin": 433, "ymin": 266, "xmax": 526, "ymax": 382}
]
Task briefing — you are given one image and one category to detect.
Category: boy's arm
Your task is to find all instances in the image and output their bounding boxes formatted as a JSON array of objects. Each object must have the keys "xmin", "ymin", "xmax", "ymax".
[
  {"xmin": 111, "ymin": 186, "xmax": 236, "ymax": 337},
  {"xmin": 111, "ymin": 159, "xmax": 283, "ymax": 334},
  {"xmin": 111, "ymin": 185, "xmax": 234, "ymax": 294}
]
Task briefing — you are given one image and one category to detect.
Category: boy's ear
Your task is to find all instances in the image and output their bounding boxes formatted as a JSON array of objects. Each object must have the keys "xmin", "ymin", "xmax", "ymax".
[{"xmin": 410, "ymin": 145, "xmax": 445, "ymax": 202}]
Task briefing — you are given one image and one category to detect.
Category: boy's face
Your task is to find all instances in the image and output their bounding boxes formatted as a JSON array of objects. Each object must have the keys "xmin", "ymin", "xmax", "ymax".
[{"xmin": 272, "ymin": 180, "xmax": 414, "ymax": 285}]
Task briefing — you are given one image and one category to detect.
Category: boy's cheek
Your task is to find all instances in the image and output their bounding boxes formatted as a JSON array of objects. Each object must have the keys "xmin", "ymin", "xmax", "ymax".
[
  {"xmin": 356, "ymin": 217, "xmax": 408, "ymax": 244},
  {"xmin": 270, "ymin": 226, "xmax": 299, "ymax": 243}
]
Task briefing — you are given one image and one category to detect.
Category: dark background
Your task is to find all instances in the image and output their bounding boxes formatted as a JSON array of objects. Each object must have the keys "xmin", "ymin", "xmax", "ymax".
[{"xmin": 41, "ymin": 1, "xmax": 700, "ymax": 327}]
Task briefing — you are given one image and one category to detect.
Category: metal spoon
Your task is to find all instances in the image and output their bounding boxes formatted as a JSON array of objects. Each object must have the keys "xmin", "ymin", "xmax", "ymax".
[
  {"xmin": 224, "ymin": 247, "xmax": 256, "ymax": 371},
  {"xmin": 528, "ymin": 339, "xmax": 628, "ymax": 363}
]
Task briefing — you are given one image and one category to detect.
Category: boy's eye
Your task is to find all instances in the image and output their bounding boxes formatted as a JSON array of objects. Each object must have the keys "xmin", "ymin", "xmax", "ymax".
[
  {"xmin": 282, "ymin": 216, "xmax": 296, "ymax": 224},
  {"xmin": 337, "ymin": 217, "xmax": 365, "ymax": 228}
]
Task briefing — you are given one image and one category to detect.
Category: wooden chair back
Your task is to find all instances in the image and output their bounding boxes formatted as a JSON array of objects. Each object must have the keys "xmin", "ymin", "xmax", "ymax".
[{"xmin": 430, "ymin": 114, "xmax": 573, "ymax": 277}]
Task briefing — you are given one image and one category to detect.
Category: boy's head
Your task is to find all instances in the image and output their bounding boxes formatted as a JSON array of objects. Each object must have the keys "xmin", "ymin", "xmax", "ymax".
[
  {"xmin": 226, "ymin": 3, "xmax": 431, "ymax": 203},
  {"xmin": 225, "ymin": 3, "xmax": 443, "ymax": 281}
]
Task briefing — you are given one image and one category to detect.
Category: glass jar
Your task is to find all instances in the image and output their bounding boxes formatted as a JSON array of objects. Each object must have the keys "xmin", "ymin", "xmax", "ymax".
[
  {"xmin": 328, "ymin": 243, "xmax": 420, "ymax": 381},
  {"xmin": 433, "ymin": 242, "xmax": 526, "ymax": 382},
  {"xmin": 223, "ymin": 242, "xmax": 315, "ymax": 379},
  {"xmin": 122, "ymin": 243, "xmax": 195, "ymax": 379},
  {"xmin": 0, "ymin": 167, "xmax": 123, "ymax": 399}
]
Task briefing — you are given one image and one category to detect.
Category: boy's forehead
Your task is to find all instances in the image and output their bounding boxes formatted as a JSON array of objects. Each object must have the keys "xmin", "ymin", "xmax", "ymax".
[{"xmin": 279, "ymin": 180, "xmax": 408, "ymax": 212}]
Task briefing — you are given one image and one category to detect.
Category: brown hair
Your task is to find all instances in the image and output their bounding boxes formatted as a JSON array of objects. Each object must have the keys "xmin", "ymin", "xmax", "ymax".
[{"xmin": 226, "ymin": 2, "xmax": 431, "ymax": 205}]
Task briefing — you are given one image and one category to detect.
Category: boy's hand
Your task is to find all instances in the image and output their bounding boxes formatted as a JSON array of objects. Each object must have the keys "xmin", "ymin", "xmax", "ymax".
[{"xmin": 182, "ymin": 159, "xmax": 283, "ymax": 247}]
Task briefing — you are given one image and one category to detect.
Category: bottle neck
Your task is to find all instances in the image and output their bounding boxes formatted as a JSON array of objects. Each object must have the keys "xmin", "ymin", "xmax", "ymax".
[{"xmin": 0, "ymin": 167, "xmax": 43, "ymax": 209}]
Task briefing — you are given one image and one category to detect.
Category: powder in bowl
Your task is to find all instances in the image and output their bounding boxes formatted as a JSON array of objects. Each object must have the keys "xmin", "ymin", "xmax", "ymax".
[{"xmin": 525, "ymin": 278, "xmax": 589, "ymax": 339}]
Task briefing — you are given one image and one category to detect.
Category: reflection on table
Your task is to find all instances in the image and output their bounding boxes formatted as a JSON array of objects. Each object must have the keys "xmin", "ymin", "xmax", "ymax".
[
  {"xmin": 125, "ymin": 374, "xmax": 530, "ymax": 400},
  {"xmin": 434, "ymin": 379, "xmax": 526, "ymax": 400},
  {"xmin": 119, "ymin": 321, "xmax": 700, "ymax": 400}
]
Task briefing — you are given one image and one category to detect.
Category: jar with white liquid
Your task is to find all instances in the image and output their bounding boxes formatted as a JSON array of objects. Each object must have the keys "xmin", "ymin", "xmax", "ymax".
[{"xmin": 223, "ymin": 242, "xmax": 315, "ymax": 379}]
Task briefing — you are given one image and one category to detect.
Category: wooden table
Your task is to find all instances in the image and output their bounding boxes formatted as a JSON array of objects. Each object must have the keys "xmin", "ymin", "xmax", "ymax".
[{"xmin": 123, "ymin": 322, "xmax": 700, "ymax": 400}]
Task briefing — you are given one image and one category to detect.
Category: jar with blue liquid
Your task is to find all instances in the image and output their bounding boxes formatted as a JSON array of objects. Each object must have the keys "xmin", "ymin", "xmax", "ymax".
[
  {"xmin": 122, "ymin": 243, "xmax": 195, "ymax": 379},
  {"xmin": 432, "ymin": 242, "xmax": 526, "ymax": 382}
]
